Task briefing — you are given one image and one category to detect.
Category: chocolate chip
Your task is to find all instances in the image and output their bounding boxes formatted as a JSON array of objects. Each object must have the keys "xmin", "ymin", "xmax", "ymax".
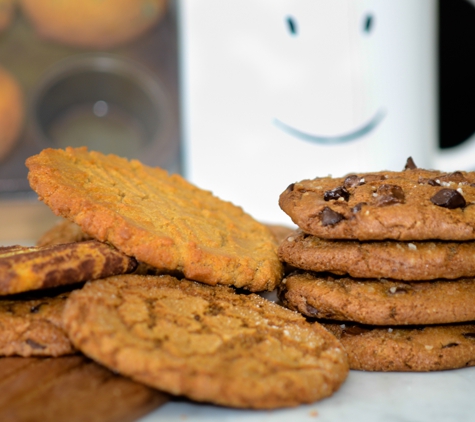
[
  {"xmin": 344, "ymin": 175, "xmax": 362, "ymax": 189},
  {"xmin": 428, "ymin": 179, "xmax": 441, "ymax": 186},
  {"xmin": 375, "ymin": 184, "xmax": 405, "ymax": 206},
  {"xmin": 462, "ymin": 333, "xmax": 475, "ymax": 340},
  {"xmin": 342, "ymin": 325, "xmax": 371, "ymax": 336},
  {"xmin": 321, "ymin": 207, "xmax": 344, "ymax": 226},
  {"xmin": 285, "ymin": 183, "xmax": 295, "ymax": 193},
  {"xmin": 418, "ymin": 177, "xmax": 441, "ymax": 186},
  {"xmin": 404, "ymin": 157, "xmax": 417, "ymax": 170},
  {"xmin": 30, "ymin": 302, "xmax": 47, "ymax": 314},
  {"xmin": 324, "ymin": 186, "xmax": 350, "ymax": 201},
  {"xmin": 439, "ymin": 171, "xmax": 468, "ymax": 184},
  {"xmin": 430, "ymin": 189, "xmax": 466, "ymax": 209},
  {"xmin": 442, "ymin": 342, "xmax": 459, "ymax": 349},
  {"xmin": 26, "ymin": 339, "xmax": 46, "ymax": 350},
  {"xmin": 352, "ymin": 202, "xmax": 367, "ymax": 213},
  {"xmin": 305, "ymin": 304, "xmax": 319, "ymax": 316}
]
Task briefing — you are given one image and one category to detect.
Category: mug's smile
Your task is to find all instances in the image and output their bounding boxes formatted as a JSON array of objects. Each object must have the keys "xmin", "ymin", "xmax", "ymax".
[{"xmin": 273, "ymin": 108, "xmax": 386, "ymax": 144}]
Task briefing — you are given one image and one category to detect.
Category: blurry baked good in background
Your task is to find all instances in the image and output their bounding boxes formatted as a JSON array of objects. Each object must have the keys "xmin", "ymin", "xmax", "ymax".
[
  {"xmin": 0, "ymin": 65, "xmax": 24, "ymax": 162},
  {"xmin": 19, "ymin": 0, "xmax": 167, "ymax": 49},
  {"xmin": 0, "ymin": 0, "xmax": 15, "ymax": 33}
]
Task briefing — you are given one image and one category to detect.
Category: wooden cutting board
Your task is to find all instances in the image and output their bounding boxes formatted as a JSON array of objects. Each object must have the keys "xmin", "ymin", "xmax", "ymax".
[{"xmin": 0, "ymin": 355, "xmax": 169, "ymax": 422}]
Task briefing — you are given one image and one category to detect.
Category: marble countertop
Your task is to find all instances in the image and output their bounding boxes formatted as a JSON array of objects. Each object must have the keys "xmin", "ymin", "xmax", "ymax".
[{"xmin": 140, "ymin": 367, "xmax": 475, "ymax": 422}]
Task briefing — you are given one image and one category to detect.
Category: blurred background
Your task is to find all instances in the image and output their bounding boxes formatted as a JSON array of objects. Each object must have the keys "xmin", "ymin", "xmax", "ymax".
[{"xmin": 1, "ymin": 0, "xmax": 475, "ymax": 238}]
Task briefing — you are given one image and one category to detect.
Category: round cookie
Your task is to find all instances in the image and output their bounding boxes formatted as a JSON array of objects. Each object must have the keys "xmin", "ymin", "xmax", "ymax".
[
  {"xmin": 62, "ymin": 274, "xmax": 349, "ymax": 409},
  {"xmin": 0, "ymin": 240, "xmax": 137, "ymax": 295},
  {"xmin": 26, "ymin": 147, "xmax": 283, "ymax": 292},
  {"xmin": 0, "ymin": 65, "xmax": 24, "ymax": 162},
  {"xmin": 279, "ymin": 272, "xmax": 475, "ymax": 325},
  {"xmin": 0, "ymin": 290, "xmax": 75, "ymax": 357},
  {"xmin": 279, "ymin": 165, "xmax": 475, "ymax": 240},
  {"xmin": 322, "ymin": 322, "xmax": 475, "ymax": 372},
  {"xmin": 20, "ymin": 0, "xmax": 167, "ymax": 49},
  {"xmin": 279, "ymin": 231, "xmax": 475, "ymax": 281}
]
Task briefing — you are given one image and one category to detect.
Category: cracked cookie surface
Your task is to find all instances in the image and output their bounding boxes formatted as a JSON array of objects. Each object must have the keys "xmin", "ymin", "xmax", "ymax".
[
  {"xmin": 279, "ymin": 168, "xmax": 475, "ymax": 240},
  {"xmin": 27, "ymin": 147, "xmax": 282, "ymax": 291},
  {"xmin": 323, "ymin": 322, "xmax": 475, "ymax": 371},
  {"xmin": 279, "ymin": 231, "xmax": 475, "ymax": 280},
  {"xmin": 0, "ymin": 240, "xmax": 137, "ymax": 295},
  {"xmin": 62, "ymin": 274, "xmax": 348, "ymax": 409},
  {"xmin": 279, "ymin": 272, "xmax": 475, "ymax": 325},
  {"xmin": 0, "ymin": 290, "xmax": 75, "ymax": 357}
]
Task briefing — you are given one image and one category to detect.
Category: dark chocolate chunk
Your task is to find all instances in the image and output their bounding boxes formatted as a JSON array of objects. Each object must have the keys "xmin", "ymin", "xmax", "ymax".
[
  {"xmin": 30, "ymin": 302, "xmax": 47, "ymax": 314},
  {"xmin": 26, "ymin": 339, "xmax": 46, "ymax": 350},
  {"xmin": 375, "ymin": 184, "xmax": 405, "ymax": 206},
  {"xmin": 462, "ymin": 333, "xmax": 475, "ymax": 340},
  {"xmin": 342, "ymin": 325, "xmax": 371, "ymax": 336},
  {"xmin": 430, "ymin": 189, "xmax": 466, "ymax": 209},
  {"xmin": 404, "ymin": 157, "xmax": 417, "ymax": 170},
  {"xmin": 439, "ymin": 171, "xmax": 468, "ymax": 184},
  {"xmin": 285, "ymin": 183, "xmax": 295, "ymax": 193},
  {"xmin": 352, "ymin": 202, "xmax": 367, "ymax": 213},
  {"xmin": 344, "ymin": 175, "xmax": 362, "ymax": 189},
  {"xmin": 428, "ymin": 179, "xmax": 441, "ymax": 186},
  {"xmin": 418, "ymin": 177, "xmax": 441, "ymax": 186},
  {"xmin": 324, "ymin": 186, "xmax": 350, "ymax": 202},
  {"xmin": 305, "ymin": 304, "xmax": 319, "ymax": 316},
  {"xmin": 441, "ymin": 342, "xmax": 459, "ymax": 349},
  {"xmin": 321, "ymin": 207, "xmax": 344, "ymax": 226}
]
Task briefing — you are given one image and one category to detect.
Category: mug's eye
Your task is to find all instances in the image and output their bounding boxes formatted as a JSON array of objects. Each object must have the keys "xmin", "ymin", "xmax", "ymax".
[
  {"xmin": 286, "ymin": 16, "xmax": 298, "ymax": 35},
  {"xmin": 363, "ymin": 13, "xmax": 374, "ymax": 33}
]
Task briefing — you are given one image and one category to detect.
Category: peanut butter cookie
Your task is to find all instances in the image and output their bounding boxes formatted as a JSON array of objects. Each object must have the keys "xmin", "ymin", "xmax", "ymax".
[
  {"xmin": 27, "ymin": 147, "xmax": 282, "ymax": 291},
  {"xmin": 63, "ymin": 274, "xmax": 348, "ymax": 409}
]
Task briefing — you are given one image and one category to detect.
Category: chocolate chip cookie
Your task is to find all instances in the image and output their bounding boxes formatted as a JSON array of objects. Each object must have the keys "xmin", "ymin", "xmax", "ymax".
[
  {"xmin": 279, "ymin": 231, "xmax": 475, "ymax": 280},
  {"xmin": 279, "ymin": 272, "xmax": 475, "ymax": 325},
  {"xmin": 62, "ymin": 274, "xmax": 348, "ymax": 409},
  {"xmin": 0, "ymin": 290, "xmax": 75, "ymax": 357},
  {"xmin": 26, "ymin": 147, "xmax": 282, "ymax": 291},
  {"xmin": 0, "ymin": 240, "xmax": 137, "ymax": 295},
  {"xmin": 279, "ymin": 166, "xmax": 475, "ymax": 240},
  {"xmin": 322, "ymin": 321, "xmax": 475, "ymax": 371}
]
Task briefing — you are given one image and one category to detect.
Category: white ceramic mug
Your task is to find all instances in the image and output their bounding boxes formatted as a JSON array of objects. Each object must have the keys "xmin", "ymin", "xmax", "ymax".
[{"xmin": 178, "ymin": 0, "xmax": 437, "ymax": 224}]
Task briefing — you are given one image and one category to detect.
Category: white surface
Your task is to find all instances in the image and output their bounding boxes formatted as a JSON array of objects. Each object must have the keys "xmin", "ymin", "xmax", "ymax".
[{"xmin": 139, "ymin": 367, "xmax": 475, "ymax": 422}]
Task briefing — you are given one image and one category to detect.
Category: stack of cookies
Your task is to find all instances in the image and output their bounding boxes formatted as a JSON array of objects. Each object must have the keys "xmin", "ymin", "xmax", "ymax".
[
  {"xmin": 0, "ymin": 147, "xmax": 349, "ymax": 410},
  {"xmin": 278, "ymin": 158, "xmax": 475, "ymax": 372}
]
